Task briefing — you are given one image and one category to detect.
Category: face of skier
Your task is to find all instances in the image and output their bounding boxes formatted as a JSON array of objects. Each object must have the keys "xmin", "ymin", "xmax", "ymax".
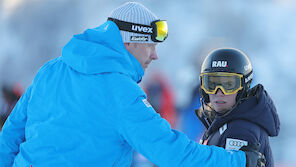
[
  {"xmin": 124, "ymin": 43, "xmax": 158, "ymax": 70},
  {"xmin": 209, "ymin": 89, "xmax": 237, "ymax": 113}
]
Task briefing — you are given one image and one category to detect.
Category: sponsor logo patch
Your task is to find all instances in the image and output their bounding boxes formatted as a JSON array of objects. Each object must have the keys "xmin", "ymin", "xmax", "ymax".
[
  {"xmin": 225, "ymin": 138, "xmax": 248, "ymax": 150},
  {"xmin": 130, "ymin": 36, "xmax": 148, "ymax": 42},
  {"xmin": 212, "ymin": 61, "xmax": 228, "ymax": 67},
  {"xmin": 142, "ymin": 99, "xmax": 152, "ymax": 108},
  {"xmin": 219, "ymin": 123, "xmax": 227, "ymax": 135},
  {"xmin": 132, "ymin": 25, "xmax": 153, "ymax": 33},
  {"xmin": 245, "ymin": 73, "xmax": 253, "ymax": 83}
]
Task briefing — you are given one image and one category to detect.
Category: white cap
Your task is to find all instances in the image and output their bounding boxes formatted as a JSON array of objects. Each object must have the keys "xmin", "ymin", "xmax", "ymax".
[{"xmin": 109, "ymin": 2, "xmax": 158, "ymax": 43}]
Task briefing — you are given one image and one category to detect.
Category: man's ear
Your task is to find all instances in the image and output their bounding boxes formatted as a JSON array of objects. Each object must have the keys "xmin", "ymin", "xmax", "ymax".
[
  {"xmin": 123, "ymin": 43, "xmax": 129, "ymax": 47},
  {"xmin": 123, "ymin": 43, "xmax": 130, "ymax": 50},
  {"xmin": 124, "ymin": 43, "xmax": 138, "ymax": 51},
  {"xmin": 124, "ymin": 43, "xmax": 134, "ymax": 49}
]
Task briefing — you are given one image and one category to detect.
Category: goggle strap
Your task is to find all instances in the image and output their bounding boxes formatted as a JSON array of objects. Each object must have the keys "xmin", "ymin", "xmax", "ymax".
[
  {"xmin": 243, "ymin": 71, "xmax": 253, "ymax": 84},
  {"xmin": 107, "ymin": 17, "xmax": 153, "ymax": 35}
]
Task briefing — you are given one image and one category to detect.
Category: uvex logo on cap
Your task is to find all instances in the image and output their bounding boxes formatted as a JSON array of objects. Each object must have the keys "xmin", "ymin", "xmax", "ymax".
[
  {"xmin": 212, "ymin": 61, "xmax": 228, "ymax": 67},
  {"xmin": 132, "ymin": 25, "xmax": 153, "ymax": 33}
]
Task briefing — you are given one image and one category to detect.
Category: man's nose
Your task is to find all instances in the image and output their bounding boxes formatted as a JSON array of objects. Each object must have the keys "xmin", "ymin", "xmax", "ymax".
[{"xmin": 151, "ymin": 50, "xmax": 158, "ymax": 60}]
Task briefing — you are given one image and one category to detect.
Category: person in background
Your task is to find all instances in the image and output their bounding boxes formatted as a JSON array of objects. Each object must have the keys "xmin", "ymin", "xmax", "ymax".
[
  {"xmin": 0, "ymin": 2, "xmax": 264, "ymax": 167},
  {"xmin": 196, "ymin": 48, "xmax": 280, "ymax": 167},
  {"xmin": 0, "ymin": 84, "xmax": 22, "ymax": 130},
  {"xmin": 178, "ymin": 84, "xmax": 205, "ymax": 141},
  {"xmin": 145, "ymin": 74, "xmax": 177, "ymax": 127}
]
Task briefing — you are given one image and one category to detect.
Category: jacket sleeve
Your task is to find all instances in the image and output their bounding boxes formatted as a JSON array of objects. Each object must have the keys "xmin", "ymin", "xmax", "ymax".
[
  {"xmin": 118, "ymin": 96, "xmax": 246, "ymax": 167},
  {"xmin": 0, "ymin": 85, "xmax": 32, "ymax": 167}
]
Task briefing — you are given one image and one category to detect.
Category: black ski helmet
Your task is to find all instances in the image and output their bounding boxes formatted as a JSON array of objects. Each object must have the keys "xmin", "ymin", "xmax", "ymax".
[{"xmin": 200, "ymin": 48, "xmax": 253, "ymax": 103}]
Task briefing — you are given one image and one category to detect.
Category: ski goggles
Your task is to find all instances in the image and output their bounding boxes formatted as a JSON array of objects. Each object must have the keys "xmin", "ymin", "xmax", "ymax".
[
  {"xmin": 200, "ymin": 72, "xmax": 243, "ymax": 95},
  {"xmin": 108, "ymin": 17, "xmax": 168, "ymax": 42}
]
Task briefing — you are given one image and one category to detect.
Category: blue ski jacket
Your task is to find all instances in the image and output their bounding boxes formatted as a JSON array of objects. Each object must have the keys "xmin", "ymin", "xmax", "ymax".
[{"xmin": 0, "ymin": 21, "xmax": 246, "ymax": 167}]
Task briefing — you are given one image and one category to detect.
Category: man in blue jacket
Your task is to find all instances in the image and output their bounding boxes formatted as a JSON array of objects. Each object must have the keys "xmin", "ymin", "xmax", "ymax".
[
  {"xmin": 0, "ymin": 2, "xmax": 264, "ymax": 167},
  {"xmin": 196, "ymin": 48, "xmax": 280, "ymax": 167}
]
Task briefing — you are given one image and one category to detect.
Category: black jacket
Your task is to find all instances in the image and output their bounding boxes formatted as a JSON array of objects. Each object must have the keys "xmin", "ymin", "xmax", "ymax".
[{"xmin": 197, "ymin": 84, "xmax": 280, "ymax": 167}]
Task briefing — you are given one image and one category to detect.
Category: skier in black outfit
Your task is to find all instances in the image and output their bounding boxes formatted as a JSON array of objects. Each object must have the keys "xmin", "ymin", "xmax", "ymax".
[{"xmin": 196, "ymin": 48, "xmax": 280, "ymax": 167}]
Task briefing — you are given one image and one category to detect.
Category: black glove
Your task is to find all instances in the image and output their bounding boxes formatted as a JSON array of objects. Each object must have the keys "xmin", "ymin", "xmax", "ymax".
[{"xmin": 240, "ymin": 144, "xmax": 266, "ymax": 167}]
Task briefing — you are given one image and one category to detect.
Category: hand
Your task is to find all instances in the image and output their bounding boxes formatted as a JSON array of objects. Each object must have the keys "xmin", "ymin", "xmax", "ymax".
[{"xmin": 240, "ymin": 144, "xmax": 266, "ymax": 167}]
